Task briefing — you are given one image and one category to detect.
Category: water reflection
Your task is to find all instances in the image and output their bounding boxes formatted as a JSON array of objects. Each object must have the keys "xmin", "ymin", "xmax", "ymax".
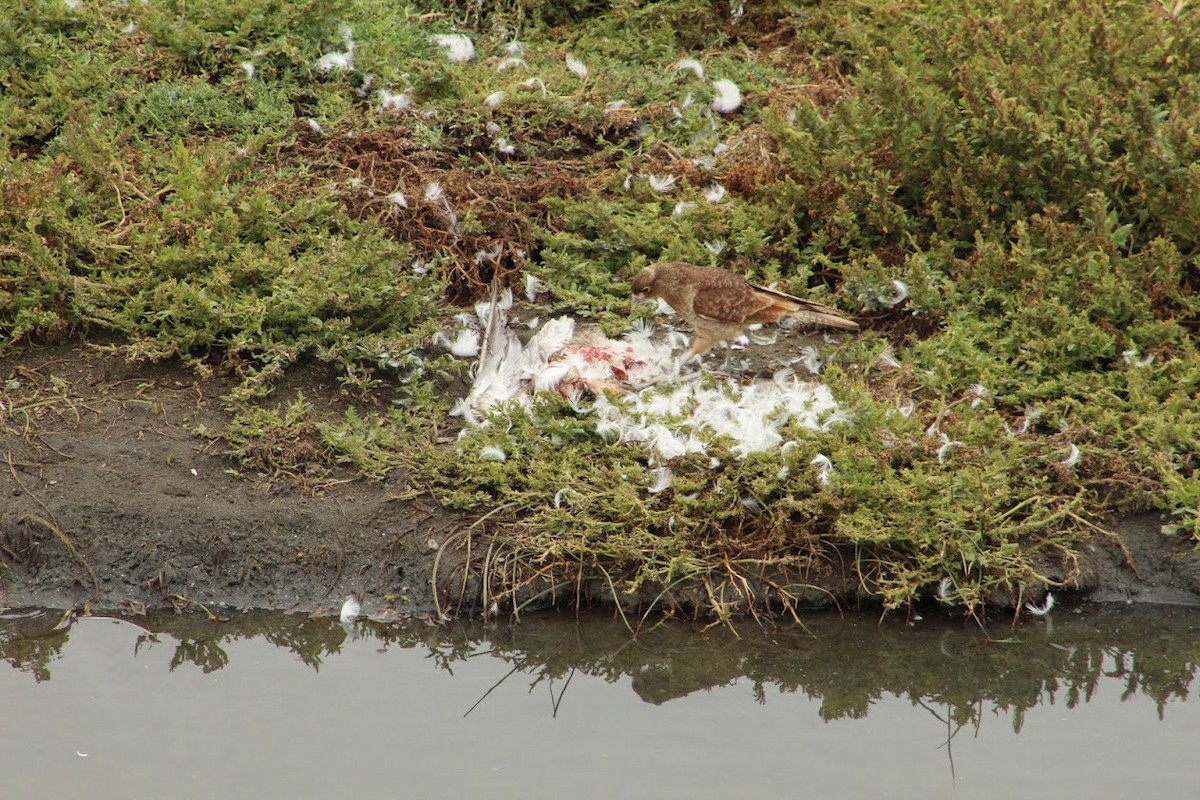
[{"xmin": 3, "ymin": 604, "xmax": 1197, "ymax": 727}]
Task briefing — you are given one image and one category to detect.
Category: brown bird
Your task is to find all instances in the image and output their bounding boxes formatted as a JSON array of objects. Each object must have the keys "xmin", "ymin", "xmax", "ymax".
[{"xmin": 630, "ymin": 262, "xmax": 859, "ymax": 363}]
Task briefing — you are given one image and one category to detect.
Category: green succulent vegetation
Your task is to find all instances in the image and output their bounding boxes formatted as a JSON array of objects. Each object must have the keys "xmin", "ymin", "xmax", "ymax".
[{"xmin": 2, "ymin": 0, "xmax": 1197, "ymax": 618}]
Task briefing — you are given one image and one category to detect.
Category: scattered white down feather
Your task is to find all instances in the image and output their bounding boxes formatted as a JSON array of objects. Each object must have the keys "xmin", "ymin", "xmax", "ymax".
[
  {"xmin": 711, "ymin": 79, "xmax": 742, "ymax": 113},
  {"xmin": 317, "ymin": 51, "xmax": 354, "ymax": 73},
  {"xmin": 859, "ymin": 280, "xmax": 909, "ymax": 311},
  {"xmin": 317, "ymin": 25, "xmax": 356, "ymax": 73},
  {"xmin": 1122, "ymin": 349, "xmax": 1155, "ymax": 367},
  {"xmin": 305, "ymin": 118, "xmax": 324, "ymax": 134},
  {"xmin": 795, "ymin": 345, "xmax": 822, "ymax": 375},
  {"xmin": 672, "ymin": 201, "xmax": 695, "ymax": 216},
  {"xmin": 497, "ymin": 57, "xmax": 528, "ymax": 72},
  {"xmin": 565, "ymin": 54, "xmax": 588, "ymax": 79},
  {"xmin": 521, "ymin": 77, "xmax": 547, "ymax": 94},
  {"xmin": 648, "ymin": 174, "xmax": 676, "ymax": 193},
  {"xmin": 241, "ymin": 62, "xmax": 256, "ymax": 80},
  {"xmin": 702, "ymin": 183, "xmax": 727, "ymax": 203},
  {"xmin": 810, "ymin": 453, "xmax": 835, "ymax": 486},
  {"xmin": 339, "ymin": 595, "xmax": 362, "ymax": 624},
  {"xmin": 703, "ymin": 239, "xmax": 726, "ymax": 255},
  {"xmin": 877, "ymin": 345, "xmax": 901, "ymax": 369},
  {"xmin": 674, "ymin": 58, "xmax": 705, "ymax": 79},
  {"xmin": 379, "ymin": 90, "xmax": 412, "ymax": 112},
  {"xmin": 484, "ymin": 91, "xmax": 507, "ymax": 108},
  {"xmin": 647, "ymin": 466, "xmax": 674, "ymax": 493},
  {"xmin": 504, "ymin": 40, "xmax": 525, "ymax": 55},
  {"xmin": 1024, "ymin": 592, "xmax": 1055, "ymax": 616},
  {"xmin": 496, "ymin": 138, "xmax": 516, "ymax": 155},
  {"xmin": 935, "ymin": 433, "xmax": 962, "ymax": 464},
  {"xmin": 1061, "ymin": 443, "xmax": 1081, "ymax": 468},
  {"xmin": 479, "ymin": 445, "xmax": 508, "ymax": 462},
  {"xmin": 969, "ymin": 383, "xmax": 988, "ymax": 408},
  {"xmin": 436, "ymin": 327, "xmax": 481, "ymax": 358},
  {"xmin": 431, "ymin": 34, "xmax": 475, "ymax": 63},
  {"xmin": 524, "ymin": 273, "xmax": 546, "ymax": 301}
]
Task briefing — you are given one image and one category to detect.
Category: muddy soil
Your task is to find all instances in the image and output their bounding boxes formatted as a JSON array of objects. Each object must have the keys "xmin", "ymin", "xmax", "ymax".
[
  {"xmin": 0, "ymin": 342, "xmax": 454, "ymax": 617},
  {"xmin": 2, "ymin": 341, "xmax": 1199, "ymax": 617}
]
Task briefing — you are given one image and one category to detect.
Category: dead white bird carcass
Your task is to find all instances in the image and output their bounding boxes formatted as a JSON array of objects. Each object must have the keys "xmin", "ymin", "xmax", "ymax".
[{"xmin": 448, "ymin": 283, "xmax": 848, "ymax": 462}]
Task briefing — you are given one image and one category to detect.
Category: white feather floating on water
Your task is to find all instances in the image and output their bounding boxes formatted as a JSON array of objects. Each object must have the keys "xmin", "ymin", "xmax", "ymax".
[
  {"xmin": 711, "ymin": 79, "xmax": 742, "ymax": 114},
  {"xmin": 431, "ymin": 34, "xmax": 475, "ymax": 63},
  {"xmin": 1024, "ymin": 592, "xmax": 1055, "ymax": 616}
]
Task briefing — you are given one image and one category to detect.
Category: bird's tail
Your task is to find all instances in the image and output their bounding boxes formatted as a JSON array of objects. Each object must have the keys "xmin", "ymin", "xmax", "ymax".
[{"xmin": 787, "ymin": 304, "xmax": 860, "ymax": 331}]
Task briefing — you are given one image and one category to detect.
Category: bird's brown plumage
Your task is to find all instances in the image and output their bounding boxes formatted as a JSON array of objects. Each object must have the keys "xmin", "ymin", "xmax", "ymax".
[{"xmin": 631, "ymin": 262, "xmax": 859, "ymax": 357}]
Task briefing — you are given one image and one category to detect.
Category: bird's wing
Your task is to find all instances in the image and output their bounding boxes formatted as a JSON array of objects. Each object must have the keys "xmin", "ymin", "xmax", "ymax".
[{"xmin": 690, "ymin": 271, "xmax": 776, "ymax": 324}]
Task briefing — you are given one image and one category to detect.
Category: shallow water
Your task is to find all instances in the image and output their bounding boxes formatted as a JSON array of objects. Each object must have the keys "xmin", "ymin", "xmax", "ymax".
[{"xmin": 2, "ymin": 604, "xmax": 1198, "ymax": 799}]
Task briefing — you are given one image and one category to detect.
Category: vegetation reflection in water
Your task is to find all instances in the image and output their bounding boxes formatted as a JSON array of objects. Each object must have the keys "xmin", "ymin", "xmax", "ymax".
[{"xmin": 2, "ymin": 605, "xmax": 1198, "ymax": 730}]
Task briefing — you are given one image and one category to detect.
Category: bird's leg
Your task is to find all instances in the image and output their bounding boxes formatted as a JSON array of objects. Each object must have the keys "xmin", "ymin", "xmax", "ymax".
[{"xmin": 719, "ymin": 343, "xmax": 733, "ymax": 373}]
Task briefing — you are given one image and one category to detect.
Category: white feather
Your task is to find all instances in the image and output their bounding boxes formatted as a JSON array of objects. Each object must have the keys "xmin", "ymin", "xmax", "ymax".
[
  {"xmin": 379, "ymin": 90, "xmax": 411, "ymax": 111},
  {"xmin": 1061, "ymin": 443, "xmax": 1081, "ymax": 468},
  {"xmin": 647, "ymin": 466, "xmax": 674, "ymax": 494},
  {"xmin": 674, "ymin": 58, "xmax": 705, "ymax": 79},
  {"xmin": 316, "ymin": 51, "xmax": 353, "ymax": 73},
  {"xmin": 479, "ymin": 445, "xmax": 508, "ymax": 462},
  {"xmin": 241, "ymin": 62, "xmax": 255, "ymax": 80},
  {"xmin": 524, "ymin": 273, "xmax": 546, "ymax": 301},
  {"xmin": 796, "ymin": 346, "xmax": 822, "ymax": 375},
  {"xmin": 521, "ymin": 77, "xmax": 547, "ymax": 94},
  {"xmin": 423, "ymin": 182, "xmax": 446, "ymax": 205},
  {"xmin": 711, "ymin": 79, "xmax": 742, "ymax": 113},
  {"xmin": 497, "ymin": 57, "xmax": 528, "ymax": 72},
  {"xmin": 339, "ymin": 595, "xmax": 361, "ymax": 624},
  {"xmin": 810, "ymin": 453, "xmax": 834, "ymax": 486},
  {"xmin": 447, "ymin": 328, "xmax": 480, "ymax": 358},
  {"xmin": 386, "ymin": 191, "xmax": 408, "ymax": 209},
  {"xmin": 648, "ymin": 174, "xmax": 676, "ymax": 193},
  {"xmin": 431, "ymin": 34, "xmax": 475, "ymax": 63},
  {"xmin": 565, "ymin": 53, "xmax": 588, "ymax": 78},
  {"xmin": 1025, "ymin": 592, "xmax": 1055, "ymax": 616},
  {"xmin": 702, "ymin": 183, "xmax": 726, "ymax": 202},
  {"xmin": 484, "ymin": 91, "xmax": 506, "ymax": 108}
]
